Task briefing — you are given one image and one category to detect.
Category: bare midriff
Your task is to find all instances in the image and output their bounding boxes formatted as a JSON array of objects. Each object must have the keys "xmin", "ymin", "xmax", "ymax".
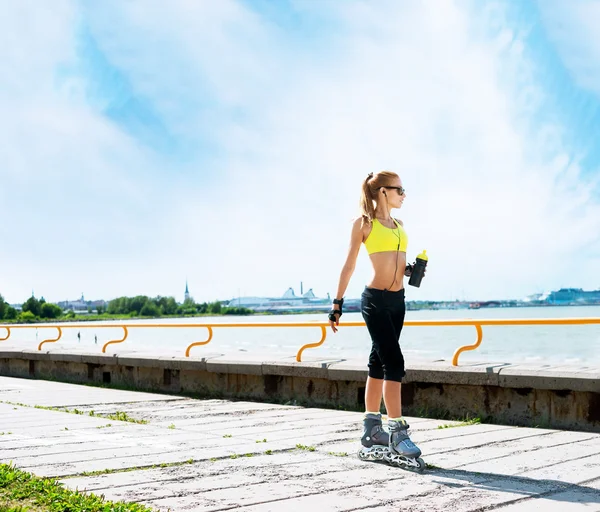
[{"xmin": 366, "ymin": 251, "xmax": 407, "ymax": 292}]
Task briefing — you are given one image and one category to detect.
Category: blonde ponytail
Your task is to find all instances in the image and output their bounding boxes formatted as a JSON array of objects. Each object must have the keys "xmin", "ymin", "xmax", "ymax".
[
  {"xmin": 358, "ymin": 170, "xmax": 401, "ymax": 226},
  {"xmin": 359, "ymin": 173, "xmax": 376, "ymax": 225}
]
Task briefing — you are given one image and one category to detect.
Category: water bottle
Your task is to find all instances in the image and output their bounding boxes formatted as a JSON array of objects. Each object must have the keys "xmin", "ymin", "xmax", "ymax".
[{"xmin": 408, "ymin": 250, "xmax": 428, "ymax": 288}]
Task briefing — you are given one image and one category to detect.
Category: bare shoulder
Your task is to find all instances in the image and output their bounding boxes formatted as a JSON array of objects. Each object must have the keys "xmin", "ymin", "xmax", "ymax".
[
  {"xmin": 352, "ymin": 216, "xmax": 371, "ymax": 241},
  {"xmin": 353, "ymin": 215, "xmax": 372, "ymax": 229},
  {"xmin": 394, "ymin": 217, "xmax": 404, "ymax": 226}
]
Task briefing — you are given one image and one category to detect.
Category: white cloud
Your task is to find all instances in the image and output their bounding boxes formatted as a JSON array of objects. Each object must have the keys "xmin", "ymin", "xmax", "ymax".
[{"xmin": 1, "ymin": 0, "xmax": 599, "ymax": 305}]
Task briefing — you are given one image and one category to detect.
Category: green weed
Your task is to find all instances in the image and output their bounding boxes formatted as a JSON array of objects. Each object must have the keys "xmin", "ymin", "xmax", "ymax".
[
  {"xmin": 0, "ymin": 463, "xmax": 156, "ymax": 511},
  {"xmin": 296, "ymin": 444, "xmax": 316, "ymax": 452}
]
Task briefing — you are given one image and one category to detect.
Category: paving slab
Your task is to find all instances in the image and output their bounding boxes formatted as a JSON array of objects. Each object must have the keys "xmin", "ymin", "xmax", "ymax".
[{"xmin": 1, "ymin": 375, "xmax": 599, "ymax": 512}]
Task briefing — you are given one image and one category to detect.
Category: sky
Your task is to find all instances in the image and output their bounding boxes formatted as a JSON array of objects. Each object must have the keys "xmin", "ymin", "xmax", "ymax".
[{"xmin": 1, "ymin": 0, "xmax": 599, "ymax": 305}]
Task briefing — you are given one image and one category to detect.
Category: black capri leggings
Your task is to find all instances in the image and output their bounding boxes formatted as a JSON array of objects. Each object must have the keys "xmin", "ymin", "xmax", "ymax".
[{"xmin": 361, "ymin": 287, "xmax": 406, "ymax": 382}]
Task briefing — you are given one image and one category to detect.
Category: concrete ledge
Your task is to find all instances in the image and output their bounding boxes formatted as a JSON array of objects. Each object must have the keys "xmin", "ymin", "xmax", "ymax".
[
  {"xmin": 157, "ymin": 356, "xmax": 208, "ymax": 372},
  {"xmin": 2, "ymin": 348, "xmax": 597, "ymax": 391},
  {"xmin": 262, "ymin": 361, "xmax": 330, "ymax": 379},
  {"xmin": 20, "ymin": 349, "xmax": 53, "ymax": 361},
  {"xmin": 405, "ymin": 363, "xmax": 509, "ymax": 387},
  {"xmin": 327, "ymin": 362, "xmax": 368, "ymax": 382},
  {"xmin": 78, "ymin": 353, "xmax": 118, "ymax": 365},
  {"xmin": 498, "ymin": 367, "xmax": 600, "ymax": 393},
  {"xmin": 47, "ymin": 352, "xmax": 84, "ymax": 363},
  {"xmin": 206, "ymin": 359, "xmax": 263, "ymax": 376},
  {"xmin": 117, "ymin": 355, "xmax": 179, "ymax": 369}
]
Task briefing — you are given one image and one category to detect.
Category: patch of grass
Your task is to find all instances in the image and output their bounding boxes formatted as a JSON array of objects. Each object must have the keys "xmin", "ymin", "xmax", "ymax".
[
  {"xmin": 0, "ymin": 432, "xmax": 13, "ymax": 436},
  {"xmin": 328, "ymin": 451, "xmax": 348, "ymax": 457},
  {"xmin": 223, "ymin": 434, "xmax": 232, "ymax": 438},
  {"xmin": 78, "ymin": 468, "xmax": 120, "ymax": 477},
  {"xmin": 264, "ymin": 450, "xmax": 273, "ymax": 455},
  {"xmin": 75, "ymin": 457, "xmax": 198, "ymax": 478},
  {"xmin": 425, "ymin": 463, "xmax": 441, "ymax": 470},
  {"xmin": 96, "ymin": 424, "xmax": 112, "ymax": 429},
  {"xmin": 230, "ymin": 454, "xmax": 239, "ymax": 459},
  {"xmin": 296, "ymin": 444, "xmax": 316, "ymax": 452},
  {"xmin": 103, "ymin": 411, "xmax": 147, "ymax": 424},
  {"xmin": 437, "ymin": 417, "xmax": 481, "ymax": 429},
  {"xmin": 168, "ymin": 424, "xmax": 175, "ymax": 430},
  {"xmin": 1, "ymin": 401, "xmax": 147, "ymax": 425},
  {"xmin": 0, "ymin": 463, "xmax": 156, "ymax": 511},
  {"xmin": 255, "ymin": 439, "xmax": 267, "ymax": 443}
]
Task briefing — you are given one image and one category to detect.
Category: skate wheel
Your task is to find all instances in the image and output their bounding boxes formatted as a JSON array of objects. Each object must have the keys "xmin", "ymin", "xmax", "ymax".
[
  {"xmin": 416, "ymin": 458, "xmax": 425, "ymax": 472},
  {"xmin": 373, "ymin": 451, "xmax": 384, "ymax": 461},
  {"xmin": 357, "ymin": 449, "xmax": 368, "ymax": 460}
]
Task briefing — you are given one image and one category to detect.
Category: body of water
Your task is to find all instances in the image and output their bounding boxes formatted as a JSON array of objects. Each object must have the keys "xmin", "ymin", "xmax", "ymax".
[{"xmin": 3, "ymin": 306, "xmax": 600, "ymax": 366}]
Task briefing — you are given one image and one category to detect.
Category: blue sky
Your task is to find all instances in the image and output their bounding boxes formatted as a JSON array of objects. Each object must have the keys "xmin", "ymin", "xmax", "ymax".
[{"xmin": 1, "ymin": 0, "xmax": 599, "ymax": 304}]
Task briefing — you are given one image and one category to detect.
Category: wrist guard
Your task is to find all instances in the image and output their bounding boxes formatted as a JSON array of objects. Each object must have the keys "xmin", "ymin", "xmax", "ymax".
[{"xmin": 328, "ymin": 298, "xmax": 344, "ymax": 322}]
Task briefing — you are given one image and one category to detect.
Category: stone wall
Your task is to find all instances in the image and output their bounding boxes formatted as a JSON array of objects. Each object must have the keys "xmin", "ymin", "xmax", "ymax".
[{"xmin": 1, "ymin": 350, "xmax": 598, "ymax": 432}]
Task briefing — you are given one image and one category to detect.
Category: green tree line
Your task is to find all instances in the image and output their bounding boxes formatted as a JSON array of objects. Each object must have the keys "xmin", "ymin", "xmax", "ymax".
[
  {"xmin": 0, "ymin": 293, "xmax": 253, "ymax": 323},
  {"xmin": 106, "ymin": 295, "xmax": 253, "ymax": 316},
  {"xmin": 0, "ymin": 295, "xmax": 63, "ymax": 323}
]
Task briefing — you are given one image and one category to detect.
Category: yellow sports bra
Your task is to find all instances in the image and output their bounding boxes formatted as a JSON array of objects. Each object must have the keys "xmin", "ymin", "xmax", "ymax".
[{"xmin": 364, "ymin": 218, "xmax": 408, "ymax": 254}]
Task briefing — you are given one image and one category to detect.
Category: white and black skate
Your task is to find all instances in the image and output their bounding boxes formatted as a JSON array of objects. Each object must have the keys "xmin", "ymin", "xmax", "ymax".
[
  {"xmin": 358, "ymin": 445, "xmax": 425, "ymax": 471},
  {"xmin": 357, "ymin": 415, "xmax": 425, "ymax": 472}
]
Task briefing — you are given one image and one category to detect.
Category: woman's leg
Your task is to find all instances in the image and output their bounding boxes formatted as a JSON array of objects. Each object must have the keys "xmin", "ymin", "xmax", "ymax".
[
  {"xmin": 366, "ymin": 376, "xmax": 401, "ymax": 418},
  {"xmin": 362, "ymin": 288, "xmax": 385, "ymax": 412},
  {"xmin": 379, "ymin": 293, "xmax": 406, "ymax": 418},
  {"xmin": 365, "ymin": 376, "xmax": 383, "ymax": 412},
  {"xmin": 365, "ymin": 376, "xmax": 402, "ymax": 417},
  {"xmin": 383, "ymin": 380, "xmax": 401, "ymax": 418}
]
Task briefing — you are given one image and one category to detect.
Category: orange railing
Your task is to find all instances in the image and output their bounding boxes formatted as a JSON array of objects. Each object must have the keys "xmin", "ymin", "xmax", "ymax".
[{"xmin": 0, "ymin": 317, "xmax": 598, "ymax": 365}]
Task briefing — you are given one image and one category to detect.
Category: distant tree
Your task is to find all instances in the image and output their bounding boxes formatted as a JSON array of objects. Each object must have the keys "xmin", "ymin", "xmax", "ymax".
[
  {"xmin": 4, "ymin": 306, "xmax": 17, "ymax": 320},
  {"xmin": 140, "ymin": 302, "xmax": 160, "ymax": 317},
  {"xmin": 223, "ymin": 307, "xmax": 253, "ymax": 315},
  {"xmin": 108, "ymin": 297, "xmax": 130, "ymax": 315},
  {"xmin": 40, "ymin": 303, "xmax": 63, "ymax": 319},
  {"xmin": 22, "ymin": 297, "xmax": 42, "ymax": 317},
  {"xmin": 154, "ymin": 296, "xmax": 178, "ymax": 316},
  {"xmin": 96, "ymin": 304, "xmax": 105, "ymax": 315},
  {"xmin": 208, "ymin": 301, "xmax": 222, "ymax": 314},
  {"xmin": 163, "ymin": 297, "xmax": 178, "ymax": 315},
  {"xmin": 129, "ymin": 295, "xmax": 149, "ymax": 315},
  {"xmin": 19, "ymin": 311, "xmax": 36, "ymax": 323},
  {"xmin": 0, "ymin": 294, "xmax": 6, "ymax": 320}
]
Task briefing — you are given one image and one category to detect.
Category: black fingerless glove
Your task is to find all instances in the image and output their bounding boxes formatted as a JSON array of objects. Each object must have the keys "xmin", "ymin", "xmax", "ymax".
[
  {"xmin": 404, "ymin": 263, "xmax": 413, "ymax": 277},
  {"xmin": 328, "ymin": 298, "xmax": 344, "ymax": 322}
]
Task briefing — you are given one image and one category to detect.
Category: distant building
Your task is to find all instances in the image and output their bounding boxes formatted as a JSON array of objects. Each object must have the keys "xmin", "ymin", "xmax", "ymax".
[
  {"xmin": 227, "ymin": 287, "xmax": 351, "ymax": 313},
  {"xmin": 184, "ymin": 281, "xmax": 191, "ymax": 302},
  {"xmin": 57, "ymin": 293, "xmax": 108, "ymax": 313},
  {"xmin": 545, "ymin": 288, "xmax": 600, "ymax": 305}
]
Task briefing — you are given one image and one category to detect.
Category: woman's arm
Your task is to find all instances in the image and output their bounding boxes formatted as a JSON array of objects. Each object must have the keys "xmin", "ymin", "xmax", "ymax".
[{"xmin": 330, "ymin": 218, "xmax": 364, "ymax": 332}]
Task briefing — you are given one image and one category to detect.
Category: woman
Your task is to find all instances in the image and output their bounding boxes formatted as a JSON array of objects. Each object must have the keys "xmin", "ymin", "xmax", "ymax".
[{"xmin": 328, "ymin": 171, "xmax": 424, "ymax": 469}]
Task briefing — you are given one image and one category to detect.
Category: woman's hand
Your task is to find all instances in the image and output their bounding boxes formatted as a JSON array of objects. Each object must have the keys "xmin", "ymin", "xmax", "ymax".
[
  {"xmin": 405, "ymin": 262, "xmax": 427, "ymax": 278},
  {"xmin": 328, "ymin": 307, "xmax": 341, "ymax": 333}
]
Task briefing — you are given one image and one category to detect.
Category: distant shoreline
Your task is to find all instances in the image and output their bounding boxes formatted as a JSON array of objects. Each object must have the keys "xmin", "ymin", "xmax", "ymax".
[{"xmin": 1, "ymin": 302, "xmax": 599, "ymax": 325}]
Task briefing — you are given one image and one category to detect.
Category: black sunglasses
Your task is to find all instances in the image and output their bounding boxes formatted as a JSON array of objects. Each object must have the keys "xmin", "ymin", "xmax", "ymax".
[{"xmin": 382, "ymin": 186, "xmax": 406, "ymax": 195}]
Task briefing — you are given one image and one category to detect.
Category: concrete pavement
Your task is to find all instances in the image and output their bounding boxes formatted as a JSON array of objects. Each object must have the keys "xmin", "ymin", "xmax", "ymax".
[{"xmin": 1, "ymin": 375, "xmax": 599, "ymax": 511}]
